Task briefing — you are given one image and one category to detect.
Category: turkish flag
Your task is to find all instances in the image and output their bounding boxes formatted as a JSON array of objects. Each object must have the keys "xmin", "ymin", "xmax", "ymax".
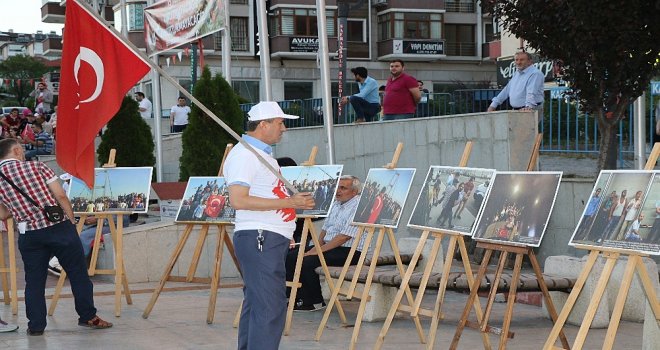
[{"xmin": 58, "ymin": 0, "xmax": 150, "ymax": 188}]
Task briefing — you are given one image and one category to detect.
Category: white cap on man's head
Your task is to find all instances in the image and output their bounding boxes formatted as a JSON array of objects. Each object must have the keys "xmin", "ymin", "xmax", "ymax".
[
  {"xmin": 59, "ymin": 173, "xmax": 72, "ymax": 181},
  {"xmin": 247, "ymin": 101, "xmax": 299, "ymax": 122}
]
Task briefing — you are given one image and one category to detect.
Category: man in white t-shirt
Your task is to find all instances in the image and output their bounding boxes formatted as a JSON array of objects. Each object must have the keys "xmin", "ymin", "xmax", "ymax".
[
  {"xmin": 170, "ymin": 97, "xmax": 191, "ymax": 133},
  {"xmin": 224, "ymin": 101, "xmax": 314, "ymax": 350},
  {"xmin": 134, "ymin": 92, "xmax": 152, "ymax": 119}
]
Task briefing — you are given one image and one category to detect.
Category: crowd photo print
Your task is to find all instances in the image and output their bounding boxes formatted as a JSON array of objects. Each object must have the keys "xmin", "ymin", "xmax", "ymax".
[
  {"xmin": 175, "ymin": 177, "xmax": 234, "ymax": 223},
  {"xmin": 472, "ymin": 172, "xmax": 562, "ymax": 247},
  {"xmin": 570, "ymin": 170, "xmax": 660, "ymax": 255},
  {"xmin": 280, "ymin": 164, "xmax": 343, "ymax": 217},
  {"xmin": 67, "ymin": 167, "xmax": 152, "ymax": 213},
  {"xmin": 352, "ymin": 168, "xmax": 416, "ymax": 227}
]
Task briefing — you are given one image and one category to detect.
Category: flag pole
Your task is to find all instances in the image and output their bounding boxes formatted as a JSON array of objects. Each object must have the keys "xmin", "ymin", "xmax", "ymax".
[{"xmin": 73, "ymin": 0, "xmax": 298, "ymax": 193}]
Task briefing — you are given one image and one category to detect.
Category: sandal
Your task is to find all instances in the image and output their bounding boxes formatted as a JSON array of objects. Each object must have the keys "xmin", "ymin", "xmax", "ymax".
[{"xmin": 78, "ymin": 315, "xmax": 113, "ymax": 329}]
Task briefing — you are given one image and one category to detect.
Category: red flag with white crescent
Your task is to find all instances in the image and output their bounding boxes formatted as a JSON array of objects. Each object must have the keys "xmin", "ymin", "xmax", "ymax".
[{"xmin": 58, "ymin": 0, "xmax": 151, "ymax": 188}]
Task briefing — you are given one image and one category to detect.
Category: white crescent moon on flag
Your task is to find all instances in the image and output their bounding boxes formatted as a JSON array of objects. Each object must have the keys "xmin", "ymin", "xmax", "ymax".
[{"xmin": 73, "ymin": 47, "xmax": 105, "ymax": 109}]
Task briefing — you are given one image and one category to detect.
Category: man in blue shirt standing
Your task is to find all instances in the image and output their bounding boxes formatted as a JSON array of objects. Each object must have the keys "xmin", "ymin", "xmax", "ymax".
[
  {"xmin": 487, "ymin": 52, "xmax": 545, "ymax": 112},
  {"xmin": 340, "ymin": 67, "xmax": 380, "ymax": 123}
]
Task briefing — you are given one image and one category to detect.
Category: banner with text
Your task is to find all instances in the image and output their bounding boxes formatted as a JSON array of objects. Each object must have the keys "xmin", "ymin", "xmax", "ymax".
[
  {"xmin": 497, "ymin": 56, "xmax": 555, "ymax": 87},
  {"xmin": 393, "ymin": 40, "xmax": 444, "ymax": 55},
  {"xmin": 144, "ymin": 0, "xmax": 225, "ymax": 56}
]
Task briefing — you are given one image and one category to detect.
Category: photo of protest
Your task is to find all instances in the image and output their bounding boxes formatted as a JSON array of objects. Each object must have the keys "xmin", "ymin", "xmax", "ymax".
[
  {"xmin": 175, "ymin": 177, "xmax": 234, "ymax": 223},
  {"xmin": 408, "ymin": 166, "xmax": 495, "ymax": 235},
  {"xmin": 280, "ymin": 165, "xmax": 343, "ymax": 217},
  {"xmin": 352, "ymin": 168, "xmax": 416, "ymax": 228},
  {"xmin": 68, "ymin": 167, "xmax": 153, "ymax": 214},
  {"xmin": 472, "ymin": 172, "xmax": 562, "ymax": 247},
  {"xmin": 569, "ymin": 171, "xmax": 660, "ymax": 255}
]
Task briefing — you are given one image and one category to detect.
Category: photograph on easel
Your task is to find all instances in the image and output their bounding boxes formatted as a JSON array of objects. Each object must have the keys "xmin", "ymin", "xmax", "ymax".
[
  {"xmin": 67, "ymin": 167, "xmax": 153, "ymax": 214},
  {"xmin": 569, "ymin": 170, "xmax": 660, "ymax": 255},
  {"xmin": 408, "ymin": 166, "xmax": 496, "ymax": 235},
  {"xmin": 280, "ymin": 165, "xmax": 343, "ymax": 217},
  {"xmin": 352, "ymin": 168, "xmax": 416, "ymax": 228},
  {"xmin": 174, "ymin": 177, "xmax": 234, "ymax": 223},
  {"xmin": 472, "ymin": 171, "xmax": 562, "ymax": 247}
]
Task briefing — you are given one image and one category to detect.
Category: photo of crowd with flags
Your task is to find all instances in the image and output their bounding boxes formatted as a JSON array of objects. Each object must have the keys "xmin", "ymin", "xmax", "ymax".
[
  {"xmin": 67, "ymin": 167, "xmax": 153, "ymax": 213},
  {"xmin": 570, "ymin": 171, "xmax": 660, "ymax": 255},
  {"xmin": 280, "ymin": 165, "xmax": 343, "ymax": 217},
  {"xmin": 175, "ymin": 177, "xmax": 234, "ymax": 223},
  {"xmin": 408, "ymin": 166, "xmax": 495, "ymax": 235},
  {"xmin": 352, "ymin": 168, "xmax": 416, "ymax": 228},
  {"xmin": 472, "ymin": 172, "xmax": 562, "ymax": 247}
]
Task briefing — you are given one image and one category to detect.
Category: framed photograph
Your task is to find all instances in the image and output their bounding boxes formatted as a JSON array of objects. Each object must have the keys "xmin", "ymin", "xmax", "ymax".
[
  {"xmin": 408, "ymin": 166, "xmax": 496, "ymax": 235},
  {"xmin": 472, "ymin": 171, "xmax": 562, "ymax": 247},
  {"xmin": 352, "ymin": 168, "xmax": 416, "ymax": 228},
  {"xmin": 280, "ymin": 165, "xmax": 343, "ymax": 217},
  {"xmin": 68, "ymin": 167, "xmax": 153, "ymax": 214},
  {"xmin": 175, "ymin": 177, "xmax": 234, "ymax": 224},
  {"xmin": 569, "ymin": 170, "xmax": 660, "ymax": 255}
]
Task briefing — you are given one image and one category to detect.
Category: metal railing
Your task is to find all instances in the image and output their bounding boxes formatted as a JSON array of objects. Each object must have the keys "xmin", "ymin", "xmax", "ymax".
[{"xmin": 445, "ymin": 1, "xmax": 476, "ymax": 13}]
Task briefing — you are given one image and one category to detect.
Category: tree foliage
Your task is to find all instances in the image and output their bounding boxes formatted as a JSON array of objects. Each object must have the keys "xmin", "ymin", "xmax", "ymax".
[
  {"xmin": 179, "ymin": 67, "xmax": 245, "ymax": 180},
  {"xmin": 485, "ymin": 0, "xmax": 660, "ymax": 168},
  {"xmin": 97, "ymin": 96, "xmax": 156, "ymax": 168},
  {"xmin": 0, "ymin": 55, "xmax": 53, "ymax": 106}
]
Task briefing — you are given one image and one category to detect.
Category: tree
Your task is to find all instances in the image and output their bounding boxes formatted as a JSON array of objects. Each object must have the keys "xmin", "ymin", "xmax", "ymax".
[
  {"xmin": 485, "ymin": 0, "xmax": 660, "ymax": 169},
  {"xmin": 179, "ymin": 67, "xmax": 245, "ymax": 180},
  {"xmin": 97, "ymin": 96, "xmax": 156, "ymax": 168},
  {"xmin": 0, "ymin": 55, "xmax": 53, "ymax": 106}
]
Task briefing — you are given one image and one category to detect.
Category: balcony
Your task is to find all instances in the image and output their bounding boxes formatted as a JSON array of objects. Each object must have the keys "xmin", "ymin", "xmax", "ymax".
[
  {"xmin": 42, "ymin": 37, "xmax": 62, "ymax": 56},
  {"xmin": 269, "ymin": 0, "xmax": 337, "ymax": 6},
  {"xmin": 372, "ymin": 0, "xmax": 444, "ymax": 10},
  {"xmin": 377, "ymin": 39, "xmax": 446, "ymax": 61},
  {"xmin": 445, "ymin": 41, "xmax": 476, "ymax": 56},
  {"xmin": 270, "ymin": 36, "xmax": 338, "ymax": 59},
  {"xmin": 445, "ymin": 1, "xmax": 476, "ymax": 13},
  {"xmin": 41, "ymin": 1, "xmax": 65, "ymax": 24}
]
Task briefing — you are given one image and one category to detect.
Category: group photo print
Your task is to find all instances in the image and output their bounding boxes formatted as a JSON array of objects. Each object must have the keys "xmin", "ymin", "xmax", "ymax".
[
  {"xmin": 280, "ymin": 164, "xmax": 343, "ymax": 217},
  {"xmin": 175, "ymin": 177, "xmax": 234, "ymax": 223},
  {"xmin": 352, "ymin": 168, "xmax": 416, "ymax": 228}
]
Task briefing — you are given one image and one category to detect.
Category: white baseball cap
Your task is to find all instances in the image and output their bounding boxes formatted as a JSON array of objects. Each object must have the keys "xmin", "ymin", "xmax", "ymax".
[
  {"xmin": 247, "ymin": 101, "xmax": 299, "ymax": 121},
  {"xmin": 59, "ymin": 173, "xmax": 72, "ymax": 181}
]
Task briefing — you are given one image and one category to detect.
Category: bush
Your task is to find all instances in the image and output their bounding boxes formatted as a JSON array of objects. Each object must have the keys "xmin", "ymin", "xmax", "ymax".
[
  {"xmin": 97, "ymin": 96, "xmax": 156, "ymax": 168},
  {"xmin": 179, "ymin": 67, "xmax": 244, "ymax": 180}
]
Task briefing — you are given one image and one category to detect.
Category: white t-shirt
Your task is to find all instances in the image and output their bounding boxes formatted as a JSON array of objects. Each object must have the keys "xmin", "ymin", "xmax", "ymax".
[
  {"xmin": 224, "ymin": 142, "xmax": 296, "ymax": 239},
  {"xmin": 170, "ymin": 105, "xmax": 191, "ymax": 126},
  {"xmin": 139, "ymin": 98, "xmax": 153, "ymax": 119}
]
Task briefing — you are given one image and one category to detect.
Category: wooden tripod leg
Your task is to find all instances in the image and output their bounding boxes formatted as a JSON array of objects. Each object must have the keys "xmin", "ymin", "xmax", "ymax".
[
  {"xmin": 602, "ymin": 255, "xmax": 638, "ymax": 350},
  {"xmin": 48, "ymin": 272, "xmax": 67, "ymax": 315},
  {"xmin": 456, "ymin": 237, "xmax": 491, "ymax": 350},
  {"xmin": 315, "ymin": 227, "xmax": 367, "ymax": 341},
  {"xmin": 375, "ymin": 230, "xmax": 431, "ymax": 350},
  {"xmin": 113, "ymin": 214, "xmax": 127, "ymax": 316},
  {"xmin": 87, "ymin": 218, "xmax": 106, "ymax": 275},
  {"xmin": 187, "ymin": 225, "xmax": 210, "ymax": 282},
  {"xmin": 346, "ymin": 226, "xmax": 375, "ymax": 299},
  {"xmin": 0, "ymin": 230, "xmax": 9, "ymax": 305},
  {"xmin": 142, "ymin": 224, "xmax": 194, "ymax": 319},
  {"xmin": 543, "ymin": 249, "xmax": 600, "ymax": 350},
  {"xmin": 284, "ymin": 219, "xmax": 310, "ymax": 336},
  {"xmin": 481, "ymin": 250, "xmax": 508, "ymax": 330},
  {"xmin": 6, "ymin": 223, "xmax": 17, "ymax": 315},
  {"xmin": 499, "ymin": 252, "xmax": 524, "ymax": 350},
  {"xmin": 233, "ymin": 299, "xmax": 242, "ymax": 328},
  {"xmin": 573, "ymin": 252, "xmax": 619, "ymax": 350},
  {"xmin": 107, "ymin": 217, "xmax": 132, "ymax": 306},
  {"xmin": 426, "ymin": 234, "xmax": 457, "ymax": 350},
  {"xmin": 450, "ymin": 248, "xmax": 493, "ymax": 350},
  {"xmin": 207, "ymin": 225, "xmax": 227, "ymax": 324},
  {"xmin": 307, "ymin": 221, "xmax": 347, "ymax": 323},
  {"xmin": 634, "ymin": 255, "xmax": 660, "ymax": 320},
  {"xmin": 349, "ymin": 227, "xmax": 386, "ymax": 350},
  {"xmin": 528, "ymin": 249, "xmax": 570, "ymax": 349}
]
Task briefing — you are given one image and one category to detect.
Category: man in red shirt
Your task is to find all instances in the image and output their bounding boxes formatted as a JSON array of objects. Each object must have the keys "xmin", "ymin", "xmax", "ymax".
[
  {"xmin": 0, "ymin": 139, "xmax": 112, "ymax": 335},
  {"xmin": 382, "ymin": 59, "xmax": 421, "ymax": 120}
]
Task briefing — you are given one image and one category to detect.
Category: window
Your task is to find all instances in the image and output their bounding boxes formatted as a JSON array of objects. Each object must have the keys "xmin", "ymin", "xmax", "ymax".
[
  {"xmin": 214, "ymin": 17, "xmax": 250, "ymax": 52},
  {"xmin": 179, "ymin": 79, "xmax": 193, "ymax": 94},
  {"xmin": 378, "ymin": 13, "xmax": 442, "ymax": 40},
  {"xmin": 128, "ymin": 3, "xmax": 146, "ymax": 31},
  {"xmin": 284, "ymin": 82, "xmax": 313, "ymax": 100},
  {"xmin": 272, "ymin": 8, "xmax": 336, "ymax": 37},
  {"xmin": 444, "ymin": 24, "xmax": 476, "ymax": 56},
  {"xmin": 346, "ymin": 19, "xmax": 366, "ymax": 43},
  {"xmin": 232, "ymin": 81, "xmax": 260, "ymax": 103}
]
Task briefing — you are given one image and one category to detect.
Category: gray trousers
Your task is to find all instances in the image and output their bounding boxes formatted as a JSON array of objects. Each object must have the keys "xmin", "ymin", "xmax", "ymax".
[{"xmin": 234, "ymin": 229, "xmax": 289, "ymax": 350}]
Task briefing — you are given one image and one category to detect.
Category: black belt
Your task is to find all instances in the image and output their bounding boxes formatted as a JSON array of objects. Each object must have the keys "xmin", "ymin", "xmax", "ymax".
[{"xmin": 512, "ymin": 106, "xmax": 525, "ymax": 110}]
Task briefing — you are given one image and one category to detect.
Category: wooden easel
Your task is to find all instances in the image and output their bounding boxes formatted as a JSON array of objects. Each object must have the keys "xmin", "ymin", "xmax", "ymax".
[
  {"xmin": 282, "ymin": 146, "xmax": 349, "ymax": 335},
  {"xmin": 142, "ymin": 144, "xmax": 243, "ymax": 324},
  {"xmin": 0, "ymin": 219, "xmax": 18, "ymax": 315},
  {"xmin": 375, "ymin": 141, "xmax": 492, "ymax": 349},
  {"xmin": 315, "ymin": 142, "xmax": 424, "ymax": 350},
  {"xmin": 543, "ymin": 143, "xmax": 660, "ymax": 350},
  {"xmin": 49, "ymin": 149, "xmax": 133, "ymax": 317},
  {"xmin": 450, "ymin": 133, "xmax": 570, "ymax": 350}
]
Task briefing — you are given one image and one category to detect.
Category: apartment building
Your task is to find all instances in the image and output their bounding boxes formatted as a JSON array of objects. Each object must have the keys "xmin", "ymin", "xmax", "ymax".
[{"xmin": 41, "ymin": 0, "xmax": 499, "ymax": 105}]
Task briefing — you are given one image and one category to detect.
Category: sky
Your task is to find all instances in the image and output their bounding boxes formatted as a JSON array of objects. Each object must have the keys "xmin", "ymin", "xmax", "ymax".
[{"xmin": 0, "ymin": 0, "xmax": 64, "ymax": 34}]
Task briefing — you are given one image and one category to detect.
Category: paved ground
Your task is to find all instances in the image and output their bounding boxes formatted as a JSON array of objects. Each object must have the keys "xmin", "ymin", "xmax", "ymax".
[{"xmin": 0, "ymin": 276, "xmax": 647, "ymax": 349}]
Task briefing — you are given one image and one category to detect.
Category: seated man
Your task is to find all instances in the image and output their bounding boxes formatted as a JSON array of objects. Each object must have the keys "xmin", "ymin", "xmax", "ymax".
[
  {"xmin": 24, "ymin": 123, "xmax": 53, "ymax": 161},
  {"xmin": 285, "ymin": 175, "xmax": 365, "ymax": 311}
]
